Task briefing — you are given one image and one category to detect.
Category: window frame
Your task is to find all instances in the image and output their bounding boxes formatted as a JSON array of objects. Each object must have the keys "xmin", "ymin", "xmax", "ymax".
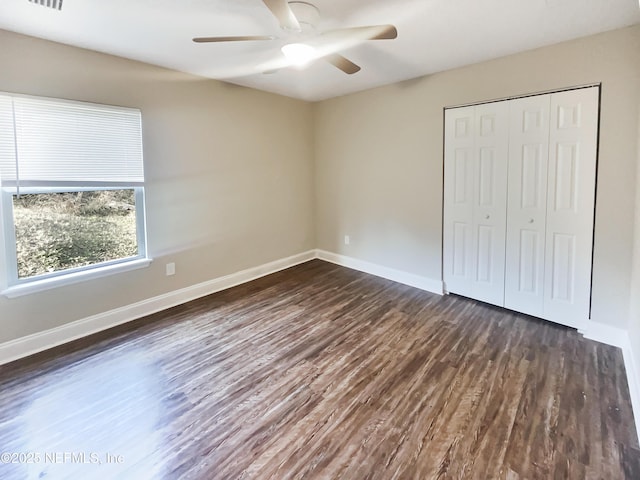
[
  {"xmin": 0, "ymin": 93, "xmax": 151, "ymax": 298},
  {"xmin": 1, "ymin": 186, "xmax": 150, "ymax": 298}
]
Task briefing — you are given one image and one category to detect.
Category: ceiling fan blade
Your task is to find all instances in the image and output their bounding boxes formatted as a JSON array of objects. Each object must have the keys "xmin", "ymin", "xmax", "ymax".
[
  {"xmin": 322, "ymin": 24, "xmax": 398, "ymax": 41},
  {"xmin": 193, "ymin": 35, "xmax": 275, "ymax": 43},
  {"xmin": 324, "ymin": 54, "xmax": 361, "ymax": 75},
  {"xmin": 262, "ymin": 0, "xmax": 301, "ymax": 31}
]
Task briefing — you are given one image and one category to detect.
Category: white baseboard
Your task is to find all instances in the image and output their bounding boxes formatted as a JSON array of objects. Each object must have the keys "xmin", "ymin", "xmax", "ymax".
[
  {"xmin": 621, "ymin": 339, "xmax": 640, "ymax": 445},
  {"xmin": 315, "ymin": 249, "xmax": 444, "ymax": 295},
  {"xmin": 1, "ymin": 249, "xmax": 636, "ymax": 444},
  {"xmin": 582, "ymin": 320, "xmax": 640, "ymax": 444},
  {"xmin": 0, "ymin": 249, "xmax": 440, "ymax": 366},
  {"xmin": 581, "ymin": 320, "xmax": 628, "ymax": 348},
  {"xmin": 0, "ymin": 250, "xmax": 316, "ymax": 366}
]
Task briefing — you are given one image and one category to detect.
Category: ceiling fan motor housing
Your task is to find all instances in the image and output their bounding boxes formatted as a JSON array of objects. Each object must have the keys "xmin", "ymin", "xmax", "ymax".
[{"xmin": 288, "ymin": 2, "xmax": 320, "ymax": 32}]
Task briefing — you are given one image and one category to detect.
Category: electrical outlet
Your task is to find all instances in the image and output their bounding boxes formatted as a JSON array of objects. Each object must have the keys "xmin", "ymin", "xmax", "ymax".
[
  {"xmin": 344, "ymin": 235, "xmax": 350, "ymax": 245},
  {"xmin": 166, "ymin": 262, "xmax": 176, "ymax": 276}
]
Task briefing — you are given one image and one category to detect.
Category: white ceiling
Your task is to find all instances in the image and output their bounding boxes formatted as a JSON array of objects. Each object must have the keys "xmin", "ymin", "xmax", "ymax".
[{"xmin": 0, "ymin": 0, "xmax": 639, "ymax": 102}]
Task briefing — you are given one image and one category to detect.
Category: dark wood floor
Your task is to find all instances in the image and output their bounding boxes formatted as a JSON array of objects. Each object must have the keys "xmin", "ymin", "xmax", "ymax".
[{"xmin": 0, "ymin": 260, "xmax": 637, "ymax": 479}]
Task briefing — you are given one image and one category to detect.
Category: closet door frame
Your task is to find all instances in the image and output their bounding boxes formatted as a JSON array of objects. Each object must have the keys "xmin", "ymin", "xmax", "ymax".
[{"xmin": 442, "ymin": 84, "xmax": 600, "ymax": 330}]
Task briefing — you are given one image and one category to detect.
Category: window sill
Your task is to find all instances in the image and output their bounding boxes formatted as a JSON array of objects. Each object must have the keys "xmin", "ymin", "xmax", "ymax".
[{"xmin": 2, "ymin": 258, "xmax": 153, "ymax": 299}]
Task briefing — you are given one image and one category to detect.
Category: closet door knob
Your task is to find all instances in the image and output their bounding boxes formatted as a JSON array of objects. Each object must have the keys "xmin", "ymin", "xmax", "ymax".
[
  {"xmin": 529, "ymin": 218, "xmax": 534, "ymax": 224},
  {"xmin": 485, "ymin": 215, "xmax": 490, "ymax": 220}
]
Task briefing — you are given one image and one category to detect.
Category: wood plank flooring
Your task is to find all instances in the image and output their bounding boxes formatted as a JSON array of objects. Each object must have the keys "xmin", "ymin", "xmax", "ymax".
[{"xmin": 0, "ymin": 259, "xmax": 638, "ymax": 479}]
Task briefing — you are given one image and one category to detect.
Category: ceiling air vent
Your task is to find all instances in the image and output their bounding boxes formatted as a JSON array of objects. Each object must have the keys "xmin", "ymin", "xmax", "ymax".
[{"xmin": 28, "ymin": 0, "xmax": 63, "ymax": 10}]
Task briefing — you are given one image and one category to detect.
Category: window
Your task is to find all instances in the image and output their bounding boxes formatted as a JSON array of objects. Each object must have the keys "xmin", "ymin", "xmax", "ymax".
[{"xmin": 0, "ymin": 93, "xmax": 149, "ymax": 296}]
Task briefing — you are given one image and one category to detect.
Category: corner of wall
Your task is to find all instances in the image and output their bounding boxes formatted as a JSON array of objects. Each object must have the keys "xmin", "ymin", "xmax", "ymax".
[
  {"xmin": 309, "ymin": 100, "xmax": 320, "ymax": 250},
  {"xmin": 624, "ymin": 337, "xmax": 640, "ymax": 446},
  {"xmin": 628, "ymin": 93, "xmax": 640, "ymax": 443}
]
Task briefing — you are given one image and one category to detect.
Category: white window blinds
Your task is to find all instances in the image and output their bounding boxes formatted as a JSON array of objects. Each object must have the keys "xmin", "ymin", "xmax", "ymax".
[{"xmin": 0, "ymin": 93, "xmax": 144, "ymax": 188}]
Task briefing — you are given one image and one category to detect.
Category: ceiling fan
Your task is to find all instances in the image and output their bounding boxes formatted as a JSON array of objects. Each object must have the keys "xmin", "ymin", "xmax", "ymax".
[{"xmin": 193, "ymin": 0, "xmax": 398, "ymax": 75}]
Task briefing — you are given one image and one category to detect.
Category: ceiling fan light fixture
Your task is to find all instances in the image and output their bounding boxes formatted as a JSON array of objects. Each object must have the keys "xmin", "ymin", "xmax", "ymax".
[{"xmin": 281, "ymin": 43, "xmax": 318, "ymax": 66}]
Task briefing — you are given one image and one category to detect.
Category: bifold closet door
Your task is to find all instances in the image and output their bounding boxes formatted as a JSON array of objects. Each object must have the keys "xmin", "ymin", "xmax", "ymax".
[
  {"xmin": 444, "ymin": 87, "xmax": 598, "ymax": 328},
  {"xmin": 503, "ymin": 87, "xmax": 598, "ymax": 327},
  {"xmin": 542, "ymin": 87, "xmax": 598, "ymax": 328},
  {"xmin": 443, "ymin": 106, "xmax": 474, "ymax": 298},
  {"xmin": 443, "ymin": 101, "xmax": 509, "ymax": 306},
  {"xmin": 504, "ymin": 94, "xmax": 551, "ymax": 318}
]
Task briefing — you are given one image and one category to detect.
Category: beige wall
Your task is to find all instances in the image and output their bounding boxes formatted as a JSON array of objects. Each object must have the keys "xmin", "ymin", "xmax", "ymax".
[
  {"xmin": 0, "ymin": 30, "xmax": 316, "ymax": 343},
  {"xmin": 314, "ymin": 25, "xmax": 640, "ymax": 329},
  {"xmin": 630, "ymin": 103, "xmax": 640, "ymax": 375},
  {"xmin": 1, "ymin": 24, "xmax": 639, "ymax": 345}
]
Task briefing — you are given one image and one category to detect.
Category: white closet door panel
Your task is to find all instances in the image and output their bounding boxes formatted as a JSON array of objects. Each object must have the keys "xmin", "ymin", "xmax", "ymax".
[
  {"xmin": 543, "ymin": 87, "xmax": 598, "ymax": 328},
  {"xmin": 504, "ymin": 95, "xmax": 551, "ymax": 317},
  {"xmin": 469, "ymin": 101, "xmax": 509, "ymax": 306},
  {"xmin": 444, "ymin": 107, "xmax": 475, "ymax": 296}
]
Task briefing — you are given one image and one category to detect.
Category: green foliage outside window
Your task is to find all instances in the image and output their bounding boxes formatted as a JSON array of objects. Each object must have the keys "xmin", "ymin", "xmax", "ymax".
[{"xmin": 13, "ymin": 190, "xmax": 138, "ymax": 279}]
